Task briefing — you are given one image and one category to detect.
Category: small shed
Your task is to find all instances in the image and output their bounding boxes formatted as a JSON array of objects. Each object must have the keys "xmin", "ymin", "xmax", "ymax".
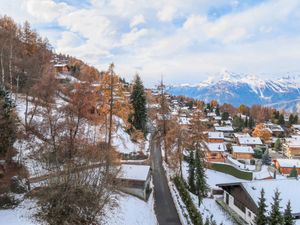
[{"xmin": 117, "ymin": 164, "xmax": 151, "ymax": 200}]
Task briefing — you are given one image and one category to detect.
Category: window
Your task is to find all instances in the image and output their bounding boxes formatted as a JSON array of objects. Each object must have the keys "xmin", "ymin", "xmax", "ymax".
[{"xmin": 234, "ymin": 198, "xmax": 246, "ymax": 213}]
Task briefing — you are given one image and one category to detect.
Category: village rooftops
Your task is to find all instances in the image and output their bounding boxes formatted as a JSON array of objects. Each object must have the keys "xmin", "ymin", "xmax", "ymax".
[
  {"xmin": 238, "ymin": 136, "xmax": 263, "ymax": 145},
  {"xmin": 118, "ymin": 164, "xmax": 150, "ymax": 182},
  {"xmin": 264, "ymin": 123, "xmax": 284, "ymax": 132},
  {"xmin": 285, "ymin": 137, "xmax": 300, "ymax": 147},
  {"xmin": 233, "ymin": 133, "xmax": 251, "ymax": 138},
  {"xmin": 292, "ymin": 124, "xmax": 300, "ymax": 130},
  {"xmin": 208, "ymin": 132, "xmax": 224, "ymax": 139},
  {"xmin": 206, "ymin": 143, "xmax": 226, "ymax": 152},
  {"xmin": 207, "ymin": 112, "xmax": 216, "ymax": 117},
  {"xmin": 275, "ymin": 158, "xmax": 300, "ymax": 168},
  {"xmin": 217, "ymin": 179, "xmax": 300, "ymax": 215},
  {"xmin": 232, "ymin": 145, "xmax": 254, "ymax": 154},
  {"xmin": 214, "ymin": 126, "xmax": 234, "ymax": 132}
]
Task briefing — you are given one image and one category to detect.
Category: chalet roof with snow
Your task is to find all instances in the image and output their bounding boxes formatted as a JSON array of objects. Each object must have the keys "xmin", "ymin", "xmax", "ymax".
[
  {"xmin": 264, "ymin": 123, "xmax": 284, "ymax": 132},
  {"xmin": 232, "ymin": 145, "xmax": 254, "ymax": 154},
  {"xmin": 217, "ymin": 179, "xmax": 300, "ymax": 215},
  {"xmin": 285, "ymin": 137, "xmax": 300, "ymax": 148},
  {"xmin": 214, "ymin": 116, "xmax": 222, "ymax": 120},
  {"xmin": 208, "ymin": 132, "xmax": 224, "ymax": 140},
  {"xmin": 238, "ymin": 136, "xmax": 263, "ymax": 145},
  {"xmin": 214, "ymin": 126, "xmax": 234, "ymax": 132},
  {"xmin": 207, "ymin": 112, "xmax": 216, "ymax": 117},
  {"xmin": 206, "ymin": 143, "xmax": 226, "ymax": 152},
  {"xmin": 292, "ymin": 125, "xmax": 300, "ymax": 130},
  {"xmin": 118, "ymin": 164, "xmax": 150, "ymax": 182},
  {"xmin": 233, "ymin": 133, "xmax": 251, "ymax": 138},
  {"xmin": 275, "ymin": 159, "xmax": 300, "ymax": 168}
]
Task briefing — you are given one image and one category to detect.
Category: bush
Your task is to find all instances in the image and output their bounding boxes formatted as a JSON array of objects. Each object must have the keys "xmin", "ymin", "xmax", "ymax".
[
  {"xmin": 210, "ymin": 163, "xmax": 253, "ymax": 180},
  {"xmin": 0, "ymin": 193, "xmax": 20, "ymax": 209},
  {"xmin": 173, "ymin": 176, "xmax": 203, "ymax": 225},
  {"xmin": 254, "ymin": 149, "xmax": 263, "ymax": 159}
]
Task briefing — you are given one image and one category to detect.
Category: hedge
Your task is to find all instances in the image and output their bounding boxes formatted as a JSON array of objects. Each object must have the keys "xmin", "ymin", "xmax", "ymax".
[
  {"xmin": 173, "ymin": 176, "xmax": 203, "ymax": 225},
  {"xmin": 210, "ymin": 163, "xmax": 253, "ymax": 180}
]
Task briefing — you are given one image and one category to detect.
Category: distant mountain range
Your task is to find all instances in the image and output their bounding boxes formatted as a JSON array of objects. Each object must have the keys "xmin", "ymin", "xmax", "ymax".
[{"xmin": 166, "ymin": 71, "xmax": 300, "ymax": 112}]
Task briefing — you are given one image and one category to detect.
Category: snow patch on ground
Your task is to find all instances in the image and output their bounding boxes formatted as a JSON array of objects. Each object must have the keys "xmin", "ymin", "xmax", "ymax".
[{"xmin": 0, "ymin": 193, "xmax": 157, "ymax": 225}]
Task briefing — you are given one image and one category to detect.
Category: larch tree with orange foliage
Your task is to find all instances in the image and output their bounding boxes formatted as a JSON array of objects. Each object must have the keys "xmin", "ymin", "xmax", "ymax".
[{"xmin": 252, "ymin": 123, "xmax": 272, "ymax": 142}]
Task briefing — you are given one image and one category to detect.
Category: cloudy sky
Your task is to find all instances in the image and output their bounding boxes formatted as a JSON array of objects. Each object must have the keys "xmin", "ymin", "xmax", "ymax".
[{"xmin": 1, "ymin": 0, "xmax": 300, "ymax": 86}]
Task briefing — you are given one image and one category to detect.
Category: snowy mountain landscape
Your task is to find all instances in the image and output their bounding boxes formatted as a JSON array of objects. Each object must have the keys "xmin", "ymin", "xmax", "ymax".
[
  {"xmin": 167, "ymin": 71, "xmax": 300, "ymax": 112},
  {"xmin": 2, "ymin": 1, "xmax": 300, "ymax": 225}
]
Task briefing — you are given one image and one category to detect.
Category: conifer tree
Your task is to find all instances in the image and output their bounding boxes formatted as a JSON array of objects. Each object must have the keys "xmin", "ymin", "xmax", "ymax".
[
  {"xmin": 130, "ymin": 74, "xmax": 147, "ymax": 136},
  {"xmin": 248, "ymin": 116, "xmax": 255, "ymax": 129},
  {"xmin": 289, "ymin": 114, "xmax": 295, "ymax": 125},
  {"xmin": 278, "ymin": 114, "xmax": 285, "ymax": 125},
  {"xmin": 195, "ymin": 149, "xmax": 208, "ymax": 206},
  {"xmin": 283, "ymin": 200, "xmax": 294, "ymax": 225},
  {"xmin": 289, "ymin": 166, "xmax": 298, "ymax": 178},
  {"xmin": 0, "ymin": 87, "xmax": 17, "ymax": 159},
  {"xmin": 262, "ymin": 149, "xmax": 272, "ymax": 165},
  {"xmin": 269, "ymin": 189, "xmax": 283, "ymax": 225},
  {"xmin": 256, "ymin": 189, "xmax": 268, "ymax": 225},
  {"xmin": 274, "ymin": 139, "xmax": 282, "ymax": 152},
  {"xmin": 188, "ymin": 150, "xmax": 196, "ymax": 193}
]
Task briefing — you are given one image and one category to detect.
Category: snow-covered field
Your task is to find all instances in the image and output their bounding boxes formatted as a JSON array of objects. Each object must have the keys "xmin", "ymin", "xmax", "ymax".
[{"xmin": 0, "ymin": 193, "xmax": 158, "ymax": 225}]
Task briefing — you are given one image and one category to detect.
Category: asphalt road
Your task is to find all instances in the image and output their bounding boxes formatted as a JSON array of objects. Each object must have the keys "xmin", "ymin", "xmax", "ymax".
[{"xmin": 151, "ymin": 138, "xmax": 182, "ymax": 225}]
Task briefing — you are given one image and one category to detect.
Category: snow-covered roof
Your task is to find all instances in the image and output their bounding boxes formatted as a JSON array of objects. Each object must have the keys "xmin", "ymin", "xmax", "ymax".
[
  {"xmin": 208, "ymin": 132, "xmax": 224, "ymax": 139},
  {"xmin": 207, "ymin": 112, "xmax": 216, "ymax": 117},
  {"xmin": 214, "ymin": 116, "xmax": 222, "ymax": 120},
  {"xmin": 54, "ymin": 63, "xmax": 67, "ymax": 67},
  {"xmin": 238, "ymin": 137, "xmax": 263, "ymax": 145},
  {"xmin": 234, "ymin": 133, "xmax": 251, "ymax": 138},
  {"xmin": 118, "ymin": 164, "xmax": 150, "ymax": 181},
  {"xmin": 218, "ymin": 179, "xmax": 300, "ymax": 214},
  {"xmin": 178, "ymin": 116, "xmax": 190, "ymax": 125},
  {"xmin": 292, "ymin": 124, "xmax": 300, "ymax": 130},
  {"xmin": 264, "ymin": 123, "xmax": 284, "ymax": 132},
  {"xmin": 215, "ymin": 126, "xmax": 234, "ymax": 132},
  {"xmin": 232, "ymin": 145, "xmax": 254, "ymax": 154},
  {"xmin": 206, "ymin": 143, "xmax": 226, "ymax": 152},
  {"xmin": 285, "ymin": 137, "xmax": 300, "ymax": 148},
  {"xmin": 276, "ymin": 159, "xmax": 300, "ymax": 168},
  {"xmin": 242, "ymin": 179, "xmax": 300, "ymax": 213}
]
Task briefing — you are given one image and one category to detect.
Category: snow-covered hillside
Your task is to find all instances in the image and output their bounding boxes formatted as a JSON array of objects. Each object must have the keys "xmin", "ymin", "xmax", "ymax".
[{"xmin": 166, "ymin": 70, "xmax": 300, "ymax": 112}]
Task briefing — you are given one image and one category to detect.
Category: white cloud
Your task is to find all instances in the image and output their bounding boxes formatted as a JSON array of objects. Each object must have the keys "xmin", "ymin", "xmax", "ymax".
[
  {"xmin": 130, "ymin": 14, "xmax": 145, "ymax": 28},
  {"xmin": 2, "ymin": 0, "xmax": 300, "ymax": 86},
  {"xmin": 120, "ymin": 28, "xmax": 148, "ymax": 46},
  {"xmin": 157, "ymin": 5, "xmax": 177, "ymax": 22},
  {"xmin": 25, "ymin": 0, "xmax": 73, "ymax": 23}
]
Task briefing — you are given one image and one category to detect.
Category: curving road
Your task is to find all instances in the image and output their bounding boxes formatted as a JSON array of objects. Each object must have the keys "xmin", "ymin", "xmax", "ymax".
[{"xmin": 151, "ymin": 137, "xmax": 182, "ymax": 225}]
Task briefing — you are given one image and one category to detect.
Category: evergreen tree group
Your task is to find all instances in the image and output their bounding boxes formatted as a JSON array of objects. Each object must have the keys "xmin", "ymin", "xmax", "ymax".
[
  {"xmin": 256, "ymin": 189, "xmax": 295, "ymax": 225},
  {"xmin": 129, "ymin": 74, "xmax": 147, "ymax": 136},
  {"xmin": 289, "ymin": 114, "xmax": 298, "ymax": 125}
]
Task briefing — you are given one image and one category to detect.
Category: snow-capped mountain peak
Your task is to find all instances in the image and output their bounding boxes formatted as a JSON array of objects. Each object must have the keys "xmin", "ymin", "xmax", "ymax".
[{"xmin": 166, "ymin": 72, "xmax": 300, "ymax": 112}]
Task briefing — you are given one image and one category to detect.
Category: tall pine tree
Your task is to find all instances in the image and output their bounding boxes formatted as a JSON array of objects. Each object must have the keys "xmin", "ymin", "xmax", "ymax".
[
  {"xmin": 130, "ymin": 74, "xmax": 147, "ymax": 136},
  {"xmin": 269, "ymin": 189, "xmax": 283, "ymax": 225},
  {"xmin": 255, "ymin": 189, "xmax": 268, "ymax": 225},
  {"xmin": 0, "ymin": 87, "xmax": 17, "ymax": 159},
  {"xmin": 283, "ymin": 200, "xmax": 294, "ymax": 225},
  {"xmin": 195, "ymin": 149, "xmax": 208, "ymax": 206},
  {"xmin": 188, "ymin": 151, "xmax": 196, "ymax": 193}
]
